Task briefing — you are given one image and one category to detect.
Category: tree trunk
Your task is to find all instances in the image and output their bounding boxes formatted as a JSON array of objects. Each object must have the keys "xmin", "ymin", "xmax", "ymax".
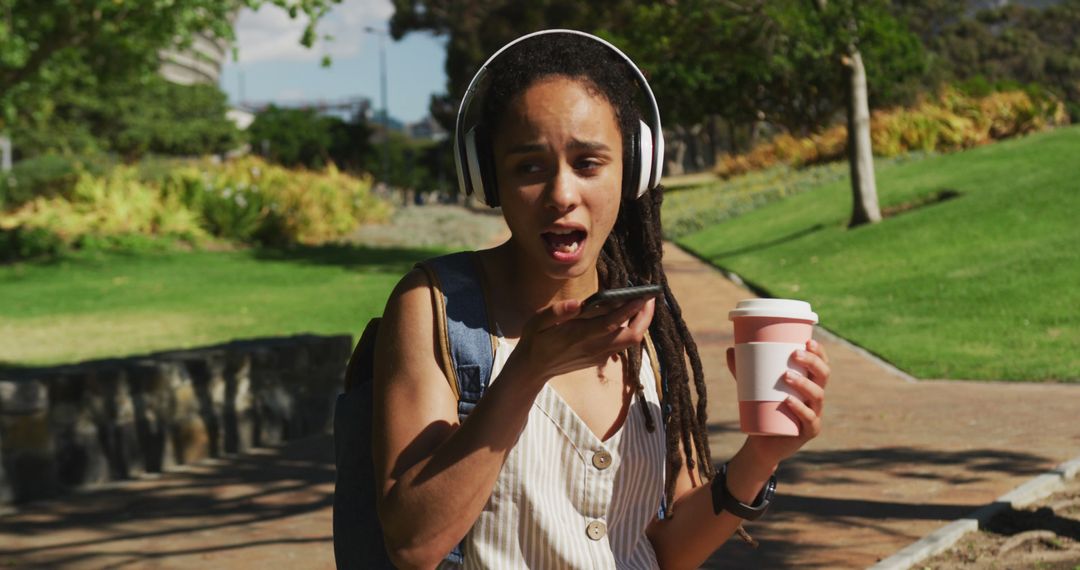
[
  {"xmin": 1, "ymin": 133, "xmax": 11, "ymax": 172},
  {"xmin": 845, "ymin": 49, "xmax": 881, "ymax": 227},
  {"xmin": 667, "ymin": 125, "xmax": 687, "ymax": 176},
  {"xmin": 707, "ymin": 116, "xmax": 720, "ymax": 167}
]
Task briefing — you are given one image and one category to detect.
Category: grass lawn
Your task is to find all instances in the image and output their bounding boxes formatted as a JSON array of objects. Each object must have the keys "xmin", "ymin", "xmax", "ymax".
[
  {"xmin": 673, "ymin": 126, "xmax": 1080, "ymax": 381},
  {"xmin": 0, "ymin": 244, "xmax": 446, "ymax": 366}
]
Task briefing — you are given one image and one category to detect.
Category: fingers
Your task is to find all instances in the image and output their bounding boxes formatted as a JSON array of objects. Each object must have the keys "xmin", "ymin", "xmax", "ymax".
[
  {"xmin": 604, "ymin": 298, "xmax": 655, "ymax": 347},
  {"xmin": 784, "ymin": 395, "xmax": 822, "ymax": 439},
  {"xmin": 625, "ymin": 297, "xmax": 655, "ymax": 336},
  {"xmin": 782, "ymin": 371, "xmax": 824, "ymax": 415},
  {"xmin": 793, "ymin": 344, "xmax": 830, "ymax": 387},
  {"xmin": 590, "ymin": 297, "xmax": 648, "ymax": 332},
  {"xmin": 806, "ymin": 338, "xmax": 829, "ymax": 365},
  {"xmin": 726, "ymin": 347, "xmax": 736, "ymax": 381},
  {"xmin": 528, "ymin": 299, "xmax": 582, "ymax": 332}
]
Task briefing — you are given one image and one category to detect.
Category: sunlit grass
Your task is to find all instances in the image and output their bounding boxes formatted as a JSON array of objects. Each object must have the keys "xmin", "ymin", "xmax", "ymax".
[
  {"xmin": 0, "ymin": 244, "xmax": 446, "ymax": 366},
  {"xmin": 672, "ymin": 126, "xmax": 1080, "ymax": 381}
]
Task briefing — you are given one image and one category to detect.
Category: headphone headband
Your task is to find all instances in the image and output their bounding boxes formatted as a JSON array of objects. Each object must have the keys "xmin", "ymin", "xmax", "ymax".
[{"xmin": 454, "ymin": 29, "xmax": 665, "ymax": 206}]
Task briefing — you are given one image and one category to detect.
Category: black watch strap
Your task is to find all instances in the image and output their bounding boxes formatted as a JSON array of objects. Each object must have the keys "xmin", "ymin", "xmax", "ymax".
[{"xmin": 710, "ymin": 462, "xmax": 777, "ymax": 521}]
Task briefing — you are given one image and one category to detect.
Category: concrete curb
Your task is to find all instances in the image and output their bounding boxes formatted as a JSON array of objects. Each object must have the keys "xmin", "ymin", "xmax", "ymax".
[{"xmin": 868, "ymin": 455, "xmax": 1080, "ymax": 570}]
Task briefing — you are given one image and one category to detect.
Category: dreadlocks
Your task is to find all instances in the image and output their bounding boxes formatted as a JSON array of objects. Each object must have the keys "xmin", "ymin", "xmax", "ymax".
[
  {"xmin": 598, "ymin": 185, "xmax": 715, "ymax": 508},
  {"xmin": 481, "ymin": 33, "xmax": 715, "ymax": 510}
]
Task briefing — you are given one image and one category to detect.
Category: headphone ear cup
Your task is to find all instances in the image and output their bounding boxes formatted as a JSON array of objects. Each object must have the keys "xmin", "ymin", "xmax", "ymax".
[
  {"xmin": 464, "ymin": 127, "xmax": 499, "ymax": 207},
  {"xmin": 474, "ymin": 127, "xmax": 500, "ymax": 207},
  {"xmin": 623, "ymin": 123, "xmax": 641, "ymax": 200},
  {"xmin": 636, "ymin": 120, "xmax": 655, "ymax": 198}
]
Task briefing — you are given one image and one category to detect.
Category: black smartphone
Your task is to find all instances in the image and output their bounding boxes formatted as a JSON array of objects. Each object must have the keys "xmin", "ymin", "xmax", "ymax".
[{"xmin": 581, "ymin": 284, "xmax": 663, "ymax": 316}]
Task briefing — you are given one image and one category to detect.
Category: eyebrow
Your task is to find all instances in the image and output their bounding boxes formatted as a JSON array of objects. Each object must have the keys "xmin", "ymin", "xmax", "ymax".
[{"xmin": 505, "ymin": 139, "xmax": 612, "ymax": 155}]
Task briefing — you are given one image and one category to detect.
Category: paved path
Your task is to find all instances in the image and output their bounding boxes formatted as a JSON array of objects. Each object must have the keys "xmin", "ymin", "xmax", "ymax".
[{"xmin": 1, "ymin": 241, "xmax": 1077, "ymax": 568}]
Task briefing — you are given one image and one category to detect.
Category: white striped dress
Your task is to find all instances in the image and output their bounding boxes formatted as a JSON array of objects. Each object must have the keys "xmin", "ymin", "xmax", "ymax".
[{"xmin": 461, "ymin": 336, "xmax": 667, "ymax": 569}]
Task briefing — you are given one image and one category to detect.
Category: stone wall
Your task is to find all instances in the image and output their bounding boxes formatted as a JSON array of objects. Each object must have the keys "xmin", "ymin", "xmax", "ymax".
[{"xmin": 0, "ymin": 334, "xmax": 352, "ymax": 505}]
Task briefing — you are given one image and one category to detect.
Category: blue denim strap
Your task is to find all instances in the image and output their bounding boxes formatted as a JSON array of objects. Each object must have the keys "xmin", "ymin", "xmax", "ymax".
[
  {"xmin": 419, "ymin": 252, "xmax": 496, "ymax": 565},
  {"xmin": 422, "ymin": 252, "xmax": 495, "ymax": 419}
]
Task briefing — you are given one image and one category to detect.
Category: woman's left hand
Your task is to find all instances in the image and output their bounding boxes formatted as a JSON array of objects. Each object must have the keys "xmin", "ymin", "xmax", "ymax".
[{"xmin": 725, "ymin": 338, "xmax": 830, "ymax": 466}]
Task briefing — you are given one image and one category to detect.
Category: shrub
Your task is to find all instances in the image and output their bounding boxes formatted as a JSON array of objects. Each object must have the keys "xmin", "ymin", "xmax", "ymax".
[
  {"xmin": 0, "ymin": 154, "xmax": 116, "ymax": 209},
  {"xmin": 0, "ymin": 226, "xmax": 65, "ymax": 262},
  {"xmin": 164, "ymin": 157, "xmax": 393, "ymax": 245},
  {"xmin": 0, "ymin": 157, "xmax": 393, "ymax": 260},
  {"xmin": 714, "ymin": 88, "xmax": 1070, "ymax": 178},
  {"xmin": 0, "ymin": 166, "xmax": 208, "ymax": 251}
]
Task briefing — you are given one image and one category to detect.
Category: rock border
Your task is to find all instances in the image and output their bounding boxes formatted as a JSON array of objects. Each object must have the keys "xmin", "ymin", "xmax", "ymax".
[
  {"xmin": 0, "ymin": 334, "xmax": 352, "ymax": 506},
  {"xmin": 869, "ymin": 454, "xmax": 1080, "ymax": 570}
]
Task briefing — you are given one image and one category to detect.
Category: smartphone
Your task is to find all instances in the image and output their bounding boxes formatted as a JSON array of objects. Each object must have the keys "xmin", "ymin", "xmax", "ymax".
[{"xmin": 581, "ymin": 284, "xmax": 663, "ymax": 316}]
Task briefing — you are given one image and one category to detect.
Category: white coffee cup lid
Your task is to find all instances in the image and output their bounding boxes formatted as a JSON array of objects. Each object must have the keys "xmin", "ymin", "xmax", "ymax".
[{"xmin": 728, "ymin": 298, "xmax": 818, "ymax": 323}]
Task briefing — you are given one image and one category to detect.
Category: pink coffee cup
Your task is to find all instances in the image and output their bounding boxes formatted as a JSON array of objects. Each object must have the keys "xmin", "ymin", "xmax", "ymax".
[{"xmin": 729, "ymin": 299, "xmax": 818, "ymax": 436}]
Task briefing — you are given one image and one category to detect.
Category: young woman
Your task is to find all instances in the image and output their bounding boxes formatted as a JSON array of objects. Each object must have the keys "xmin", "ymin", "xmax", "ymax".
[{"xmin": 372, "ymin": 30, "xmax": 830, "ymax": 569}]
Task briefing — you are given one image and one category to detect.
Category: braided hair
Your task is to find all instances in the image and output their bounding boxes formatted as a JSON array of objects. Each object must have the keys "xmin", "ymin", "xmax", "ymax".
[{"xmin": 481, "ymin": 33, "xmax": 715, "ymax": 507}]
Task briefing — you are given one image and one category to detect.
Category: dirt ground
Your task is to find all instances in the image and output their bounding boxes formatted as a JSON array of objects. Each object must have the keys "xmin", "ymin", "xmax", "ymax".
[{"xmin": 921, "ymin": 476, "xmax": 1080, "ymax": 569}]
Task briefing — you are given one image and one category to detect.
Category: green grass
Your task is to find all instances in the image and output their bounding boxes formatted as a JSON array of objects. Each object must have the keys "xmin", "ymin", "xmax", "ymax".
[
  {"xmin": 0, "ymin": 244, "xmax": 445, "ymax": 366},
  {"xmin": 672, "ymin": 126, "xmax": 1080, "ymax": 381},
  {"xmin": 661, "ymin": 153, "xmax": 933, "ymax": 239}
]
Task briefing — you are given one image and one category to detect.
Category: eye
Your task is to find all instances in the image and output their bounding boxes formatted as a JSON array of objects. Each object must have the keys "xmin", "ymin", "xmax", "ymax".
[
  {"xmin": 515, "ymin": 161, "xmax": 544, "ymax": 175},
  {"xmin": 574, "ymin": 156, "xmax": 604, "ymax": 173}
]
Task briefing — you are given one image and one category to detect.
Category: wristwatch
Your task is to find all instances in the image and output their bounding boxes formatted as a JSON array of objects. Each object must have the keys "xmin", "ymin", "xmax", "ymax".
[{"xmin": 710, "ymin": 462, "xmax": 777, "ymax": 521}]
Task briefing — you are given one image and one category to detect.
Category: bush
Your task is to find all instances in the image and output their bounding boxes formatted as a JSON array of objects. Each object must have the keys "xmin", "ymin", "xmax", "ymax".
[
  {"xmin": 0, "ymin": 226, "xmax": 65, "ymax": 262},
  {"xmin": 0, "ymin": 166, "xmax": 208, "ymax": 251},
  {"xmin": 165, "ymin": 157, "xmax": 392, "ymax": 245},
  {"xmin": 0, "ymin": 154, "xmax": 116, "ymax": 210},
  {"xmin": 0, "ymin": 156, "xmax": 393, "ymax": 260},
  {"xmin": 714, "ymin": 88, "xmax": 1070, "ymax": 178}
]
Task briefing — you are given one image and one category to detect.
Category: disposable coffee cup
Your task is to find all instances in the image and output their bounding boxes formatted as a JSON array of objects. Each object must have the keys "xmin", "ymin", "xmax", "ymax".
[{"xmin": 728, "ymin": 299, "xmax": 819, "ymax": 436}]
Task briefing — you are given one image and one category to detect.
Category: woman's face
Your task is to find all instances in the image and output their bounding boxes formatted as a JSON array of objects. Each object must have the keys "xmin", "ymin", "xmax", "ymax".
[{"xmin": 492, "ymin": 75, "xmax": 624, "ymax": 281}]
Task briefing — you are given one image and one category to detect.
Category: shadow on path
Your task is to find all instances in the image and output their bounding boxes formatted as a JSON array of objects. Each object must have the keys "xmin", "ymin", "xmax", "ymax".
[
  {"xmin": 700, "ymin": 445, "xmax": 1053, "ymax": 568},
  {"xmin": 0, "ymin": 434, "xmax": 336, "ymax": 567}
]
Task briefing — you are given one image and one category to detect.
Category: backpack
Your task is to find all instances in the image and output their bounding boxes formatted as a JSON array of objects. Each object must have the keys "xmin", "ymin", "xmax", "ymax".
[{"xmin": 332, "ymin": 252, "xmax": 666, "ymax": 569}]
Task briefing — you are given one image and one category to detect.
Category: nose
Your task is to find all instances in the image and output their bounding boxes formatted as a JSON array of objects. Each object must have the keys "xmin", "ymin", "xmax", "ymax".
[{"xmin": 543, "ymin": 163, "xmax": 582, "ymax": 214}]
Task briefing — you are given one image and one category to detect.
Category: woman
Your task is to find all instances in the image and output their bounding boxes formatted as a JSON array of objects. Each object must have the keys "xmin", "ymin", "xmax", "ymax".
[{"xmin": 372, "ymin": 30, "xmax": 830, "ymax": 569}]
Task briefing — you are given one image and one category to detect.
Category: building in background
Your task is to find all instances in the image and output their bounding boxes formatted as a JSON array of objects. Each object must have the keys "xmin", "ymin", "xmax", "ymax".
[
  {"xmin": 405, "ymin": 115, "xmax": 448, "ymax": 142},
  {"xmin": 159, "ymin": 31, "xmax": 230, "ymax": 86}
]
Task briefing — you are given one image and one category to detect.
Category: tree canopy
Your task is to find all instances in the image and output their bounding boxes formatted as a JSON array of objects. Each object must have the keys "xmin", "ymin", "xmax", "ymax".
[
  {"xmin": 0, "ymin": 0, "xmax": 341, "ymax": 129},
  {"xmin": 248, "ymin": 105, "xmax": 372, "ymax": 170},
  {"xmin": 389, "ymin": 0, "xmax": 925, "ymax": 138}
]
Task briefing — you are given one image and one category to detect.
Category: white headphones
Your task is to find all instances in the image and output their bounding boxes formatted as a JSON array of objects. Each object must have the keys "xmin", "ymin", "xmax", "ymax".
[{"xmin": 453, "ymin": 29, "xmax": 666, "ymax": 208}]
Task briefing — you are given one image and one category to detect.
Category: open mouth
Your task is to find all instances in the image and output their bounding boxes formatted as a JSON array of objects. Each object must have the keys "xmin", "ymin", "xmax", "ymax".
[{"xmin": 541, "ymin": 229, "xmax": 587, "ymax": 260}]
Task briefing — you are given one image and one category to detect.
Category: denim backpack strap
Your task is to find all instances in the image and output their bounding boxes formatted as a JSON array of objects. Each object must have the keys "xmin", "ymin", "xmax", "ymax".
[
  {"xmin": 416, "ymin": 252, "xmax": 496, "ymax": 567},
  {"xmin": 420, "ymin": 252, "xmax": 496, "ymax": 420},
  {"xmin": 643, "ymin": 330, "xmax": 664, "ymax": 405}
]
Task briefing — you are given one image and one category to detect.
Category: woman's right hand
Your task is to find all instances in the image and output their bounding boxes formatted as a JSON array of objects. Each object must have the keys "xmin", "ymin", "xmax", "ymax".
[{"xmin": 511, "ymin": 296, "xmax": 656, "ymax": 385}]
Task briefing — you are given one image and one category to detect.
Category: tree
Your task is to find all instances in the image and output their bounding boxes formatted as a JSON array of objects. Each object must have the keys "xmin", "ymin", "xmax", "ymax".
[
  {"xmin": 390, "ymin": 0, "xmax": 640, "ymax": 132},
  {"xmin": 607, "ymin": 1, "xmax": 775, "ymax": 162},
  {"xmin": 1, "ymin": 0, "xmax": 341, "ymax": 131},
  {"xmin": 248, "ymin": 105, "xmax": 372, "ymax": 170},
  {"xmin": 10, "ymin": 74, "xmax": 242, "ymax": 159},
  {"xmin": 911, "ymin": 1, "xmax": 1080, "ymax": 120},
  {"xmin": 807, "ymin": 0, "xmax": 878, "ymax": 226},
  {"xmin": 779, "ymin": 0, "xmax": 924, "ymax": 227}
]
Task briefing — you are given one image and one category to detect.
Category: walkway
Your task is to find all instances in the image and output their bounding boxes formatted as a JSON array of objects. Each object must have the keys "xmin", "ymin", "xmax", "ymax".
[{"xmin": 0, "ymin": 240, "xmax": 1077, "ymax": 568}]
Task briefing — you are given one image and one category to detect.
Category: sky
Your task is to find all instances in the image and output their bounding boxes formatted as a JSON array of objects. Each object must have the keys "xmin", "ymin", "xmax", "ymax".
[{"xmin": 219, "ymin": 0, "xmax": 447, "ymax": 124}]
